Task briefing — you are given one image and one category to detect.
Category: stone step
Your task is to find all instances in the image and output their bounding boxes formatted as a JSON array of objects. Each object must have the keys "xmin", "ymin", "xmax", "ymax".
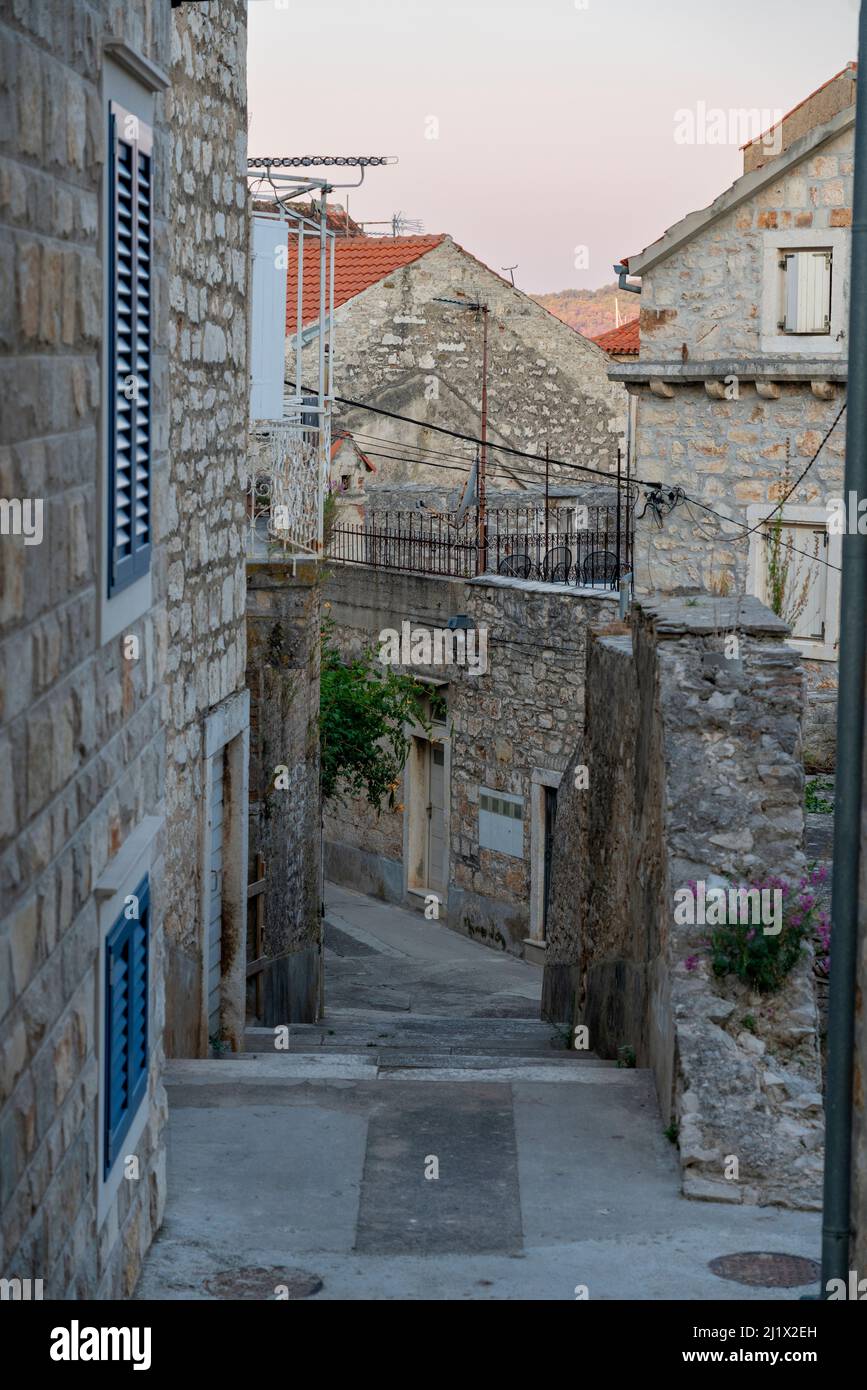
[
  {"xmin": 243, "ymin": 1018, "xmax": 575, "ymax": 1059},
  {"xmin": 166, "ymin": 1053, "xmax": 637, "ymax": 1086}
]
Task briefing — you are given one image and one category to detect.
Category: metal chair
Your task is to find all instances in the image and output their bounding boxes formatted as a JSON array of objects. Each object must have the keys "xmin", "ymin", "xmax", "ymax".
[
  {"xmin": 580, "ymin": 549, "xmax": 621, "ymax": 587},
  {"xmin": 543, "ymin": 545, "xmax": 572, "ymax": 584},
  {"xmin": 498, "ymin": 552, "xmax": 534, "ymax": 579}
]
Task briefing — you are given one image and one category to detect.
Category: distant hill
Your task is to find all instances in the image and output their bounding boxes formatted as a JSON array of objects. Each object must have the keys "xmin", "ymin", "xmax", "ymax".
[{"xmin": 532, "ymin": 282, "xmax": 640, "ymax": 340}]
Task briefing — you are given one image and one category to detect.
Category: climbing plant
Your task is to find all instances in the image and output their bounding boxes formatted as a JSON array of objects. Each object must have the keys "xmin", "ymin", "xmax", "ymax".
[{"xmin": 319, "ymin": 615, "xmax": 430, "ymax": 811}]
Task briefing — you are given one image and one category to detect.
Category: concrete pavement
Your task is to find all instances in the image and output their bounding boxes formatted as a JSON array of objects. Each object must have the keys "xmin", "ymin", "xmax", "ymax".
[{"xmin": 135, "ymin": 883, "xmax": 822, "ymax": 1301}]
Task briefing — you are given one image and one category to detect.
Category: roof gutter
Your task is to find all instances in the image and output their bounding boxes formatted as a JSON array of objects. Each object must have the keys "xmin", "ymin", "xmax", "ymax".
[{"xmin": 614, "ymin": 262, "xmax": 641, "ymax": 295}]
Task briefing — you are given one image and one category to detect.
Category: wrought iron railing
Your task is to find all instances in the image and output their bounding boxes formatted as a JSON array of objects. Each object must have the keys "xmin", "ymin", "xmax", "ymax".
[
  {"xmin": 327, "ymin": 501, "xmax": 634, "ymax": 587},
  {"xmin": 246, "ymin": 402, "xmax": 329, "ymax": 558}
]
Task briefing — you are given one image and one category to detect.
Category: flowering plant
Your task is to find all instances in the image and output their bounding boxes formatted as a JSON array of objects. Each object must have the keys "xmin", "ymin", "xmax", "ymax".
[{"xmin": 682, "ymin": 868, "xmax": 829, "ymax": 992}]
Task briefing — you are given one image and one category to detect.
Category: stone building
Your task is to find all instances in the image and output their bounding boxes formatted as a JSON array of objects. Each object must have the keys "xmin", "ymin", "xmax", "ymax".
[
  {"xmin": 609, "ymin": 66, "xmax": 856, "ymax": 769},
  {"xmin": 0, "ymin": 0, "xmax": 249, "ymax": 1299},
  {"xmin": 324, "ymin": 564, "xmax": 618, "ymax": 960},
  {"xmin": 288, "ymin": 232, "xmax": 627, "ymax": 498}
]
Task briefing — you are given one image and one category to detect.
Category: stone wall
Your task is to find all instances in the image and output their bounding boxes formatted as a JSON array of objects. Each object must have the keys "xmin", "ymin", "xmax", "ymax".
[
  {"xmin": 543, "ymin": 594, "xmax": 824, "ymax": 1209},
  {"xmin": 296, "ymin": 236, "xmax": 627, "ymax": 492},
  {"xmin": 621, "ymin": 125, "xmax": 851, "ymax": 767},
  {"xmin": 324, "ymin": 562, "xmax": 618, "ymax": 957},
  {"xmin": 246, "ymin": 560, "xmax": 322, "ymax": 1024},
  {"xmin": 637, "ymin": 128, "xmax": 853, "ymax": 362},
  {"xmin": 0, "ymin": 0, "xmax": 249, "ymax": 1298},
  {"xmin": 0, "ymin": 0, "xmax": 172, "ymax": 1300},
  {"xmin": 162, "ymin": 0, "xmax": 249, "ymax": 1057}
]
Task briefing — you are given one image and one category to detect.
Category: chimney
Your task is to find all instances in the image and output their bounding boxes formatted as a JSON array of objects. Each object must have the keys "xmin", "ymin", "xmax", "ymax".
[{"xmin": 742, "ymin": 62, "xmax": 857, "ymax": 174}]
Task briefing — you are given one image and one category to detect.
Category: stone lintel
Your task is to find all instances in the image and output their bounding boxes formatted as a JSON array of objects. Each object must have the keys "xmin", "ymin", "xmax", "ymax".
[{"xmin": 608, "ymin": 358, "xmax": 848, "ymax": 386}]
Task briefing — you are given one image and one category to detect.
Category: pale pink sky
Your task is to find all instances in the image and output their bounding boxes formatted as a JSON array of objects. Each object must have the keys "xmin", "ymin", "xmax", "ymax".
[{"xmin": 247, "ymin": 0, "xmax": 859, "ymax": 294}]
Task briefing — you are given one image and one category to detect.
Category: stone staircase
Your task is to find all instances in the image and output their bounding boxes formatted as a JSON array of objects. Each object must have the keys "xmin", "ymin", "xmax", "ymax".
[{"xmin": 240, "ymin": 1009, "xmax": 629, "ymax": 1083}]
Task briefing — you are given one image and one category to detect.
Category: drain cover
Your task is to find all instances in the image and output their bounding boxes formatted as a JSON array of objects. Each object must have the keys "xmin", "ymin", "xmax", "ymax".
[
  {"xmin": 203, "ymin": 1266, "xmax": 323, "ymax": 1300},
  {"xmin": 709, "ymin": 1252, "xmax": 820, "ymax": 1289}
]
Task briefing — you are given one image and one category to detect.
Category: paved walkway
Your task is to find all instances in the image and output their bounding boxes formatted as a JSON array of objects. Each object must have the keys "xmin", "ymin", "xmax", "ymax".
[{"xmin": 136, "ymin": 884, "xmax": 821, "ymax": 1301}]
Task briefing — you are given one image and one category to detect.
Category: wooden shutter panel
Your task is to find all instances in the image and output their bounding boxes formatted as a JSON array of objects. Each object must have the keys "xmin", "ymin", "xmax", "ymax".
[
  {"xmin": 783, "ymin": 251, "xmax": 832, "ymax": 335},
  {"xmin": 108, "ymin": 104, "xmax": 152, "ymax": 597},
  {"xmin": 104, "ymin": 876, "xmax": 150, "ymax": 1175}
]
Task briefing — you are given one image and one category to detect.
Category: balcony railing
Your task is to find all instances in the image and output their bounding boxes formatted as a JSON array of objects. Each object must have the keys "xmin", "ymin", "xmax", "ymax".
[
  {"xmin": 327, "ymin": 501, "xmax": 634, "ymax": 587},
  {"xmin": 246, "ymin": 402, "xmax": 329, "ymax": 559}
]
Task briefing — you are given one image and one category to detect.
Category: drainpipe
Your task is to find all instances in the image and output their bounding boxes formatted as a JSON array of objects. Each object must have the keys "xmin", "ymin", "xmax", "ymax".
[
  {"xmin": 614, "ymin": 262, "xmax": 641, "ymax": 295},
  {"xmin": 820, "ymin": 1, "xmax": 867, "ymax": 1297}
]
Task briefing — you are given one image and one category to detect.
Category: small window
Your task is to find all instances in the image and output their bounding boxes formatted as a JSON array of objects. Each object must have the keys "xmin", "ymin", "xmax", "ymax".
[
  {"xmin": 104, "ymin": 875, "xmax": 150, "ymax": 1176},
  {"xmin": 479, "ymin": 787, "xmax": 524, "ymax": 857},
  {"xmin": 108, "ymin": 103, "xmax": 153, "ymax": 597},
  {"xmin": 779, "ymin": 250, "xmax": 832, "ymax": 335}
]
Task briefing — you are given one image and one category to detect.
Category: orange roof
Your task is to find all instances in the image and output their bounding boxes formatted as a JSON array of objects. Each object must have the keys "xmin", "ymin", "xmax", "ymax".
[
  {"xmin": 592, "ymin": 318, "xmax": 640, "ymax": 355},
  {"xmin": 287, "ymin": 234, "xmax": 445, "ymax": 330}
]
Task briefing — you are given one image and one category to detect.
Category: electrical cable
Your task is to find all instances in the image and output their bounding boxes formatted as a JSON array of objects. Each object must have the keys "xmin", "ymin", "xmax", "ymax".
[
  {"xmin": 329, "ymin": 391, "xmax": 655, "ymax": 487},
  {"xmin": 742, "ymin": 401, "xmax": 847, "ymax": 538},
  {"xmin": 684, "ymin": 494, "xmax": 841, "ymax": 573}
]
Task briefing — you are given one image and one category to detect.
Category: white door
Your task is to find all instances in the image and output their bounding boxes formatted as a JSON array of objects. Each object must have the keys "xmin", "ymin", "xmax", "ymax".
[
  {"xmin": 426, "ymin": 743, "xmax": 446, "ymax": 894},
  {"xmin": 208, "ymin": 751, "xmax": 225, "ymax": 1036}
]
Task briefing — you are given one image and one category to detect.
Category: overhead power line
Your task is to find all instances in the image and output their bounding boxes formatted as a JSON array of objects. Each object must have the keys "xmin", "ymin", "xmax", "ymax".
[
  {"xmin": 331, "ymin": 393, "xmax": 646, "ymax": 486},
  {"xmin": 685, "ymin": 495, "xmax": 841, "ymax": 574},
  {"xmin": 326, "ymin": 391, "xmax": 843, "ymax": 573},
  {"xmin": 742, "ymin": 402, "xmax": 847, "ymax": 538}
]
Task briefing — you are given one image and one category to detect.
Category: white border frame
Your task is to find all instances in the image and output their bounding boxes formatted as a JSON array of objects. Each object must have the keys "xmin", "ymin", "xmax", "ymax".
[
  {"xmin": 760, "ymin": 227, "xmax": 849, "ymax": 357},
  {"xmin": 746, "ymin": 501, "xmax": 841, "ymax": 660}
]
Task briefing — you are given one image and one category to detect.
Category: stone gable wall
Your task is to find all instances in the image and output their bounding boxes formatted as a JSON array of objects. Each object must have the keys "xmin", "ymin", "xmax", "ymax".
[
  {"xmin": 295, "ymin": 237, "xmax": 627, "ymax": 493},
  {"xmin": 639, "ymin": 128, "xmax": 853, "ymax": 361}
]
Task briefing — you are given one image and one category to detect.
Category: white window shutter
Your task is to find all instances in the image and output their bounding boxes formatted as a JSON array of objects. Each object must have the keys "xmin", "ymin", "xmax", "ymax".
[
  {"xmin": 784, "ymin": 251, "xmax": 831, "ymax": 334},
  {"xmin": 250, "ymin": 217, "xmax": 289, "ymax": 421}
]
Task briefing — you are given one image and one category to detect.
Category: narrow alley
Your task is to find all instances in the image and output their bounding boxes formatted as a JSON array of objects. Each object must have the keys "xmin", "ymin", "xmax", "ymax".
[{"xmin": 136, "ymin": 885, "xmax": 820, "ymax": 1301}]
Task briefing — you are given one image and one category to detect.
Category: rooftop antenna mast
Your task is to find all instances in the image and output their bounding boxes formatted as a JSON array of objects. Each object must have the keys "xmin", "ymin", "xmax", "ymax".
[{"xmin": 502, "ymin": 264, "xmax": 518, "ymax": 287}]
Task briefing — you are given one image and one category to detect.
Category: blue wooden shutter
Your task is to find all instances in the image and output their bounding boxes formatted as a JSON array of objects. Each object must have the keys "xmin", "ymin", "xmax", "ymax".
[
  {"xmin": 104, "ymin": 875, "xmax": 150, "ymax": 1176},
  {"xmin": 108, "ymin": 104, "xmax": 152, "ymax": 597}
]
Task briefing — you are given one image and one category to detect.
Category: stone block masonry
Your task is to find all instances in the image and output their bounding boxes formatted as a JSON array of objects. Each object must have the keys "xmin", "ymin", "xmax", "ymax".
[
  {"xmin": 619, "ymin": 120, "xmax": 852, "ymax": 767},
  {"xmin": 0, "ymin": 0, "xmax": 174, "ymax": 1301},
  {"xmin": 162, "ymin": 0, "xmax": 250, "ymax": 1058},
  {"xmin": 0, "ymin": 0, "xmax": 250, "ymax": 1299},
  {"xmin": 323, "ymin": 563, "xmax": 618, "ymax": 957},
  {"xmin": 295, "ymin": 236, "xmax": 627, "ymax": 493},
  {"xmin": 543, "ymin": 594, "xmax": 823, "ymax": 1208},
  {"xmin": 246, "ymin": 560, "xmax": 322, "ymax": 1025}
]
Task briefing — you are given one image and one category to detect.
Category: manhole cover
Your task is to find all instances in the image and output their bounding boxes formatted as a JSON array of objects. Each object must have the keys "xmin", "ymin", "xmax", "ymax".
[
  {"xmin": 708, "ymin": 1252, "xmax": 820, "ymax": 1289},
  {"xmin": 203, "ymin": 1267, "xmax": 323, "ymax": 1300}
]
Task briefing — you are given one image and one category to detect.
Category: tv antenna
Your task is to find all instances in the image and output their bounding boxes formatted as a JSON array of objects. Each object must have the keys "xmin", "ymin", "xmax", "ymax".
[{"xmin": 502, "ymin": 264, "xmax": 518, "ymax": 287}]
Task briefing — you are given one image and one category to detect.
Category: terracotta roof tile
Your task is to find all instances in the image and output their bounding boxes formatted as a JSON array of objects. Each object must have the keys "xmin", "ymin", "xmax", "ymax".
[
  {"xmin": 592, "ymin": 318, "xmax": 640, "ymax": 355},
  {"xmin": 287, "ymin": 234, "xmax": 445, "ymax": 330}
]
